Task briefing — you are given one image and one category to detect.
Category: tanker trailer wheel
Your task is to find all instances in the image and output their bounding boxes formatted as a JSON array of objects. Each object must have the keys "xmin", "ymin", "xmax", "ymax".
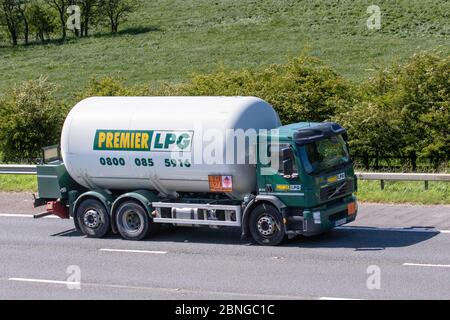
[
  {"xmin": 76, "ymin": 198, "xmax": 111, "ymax": 238},
  {"xmin": 249, "ymin": 204, "xmax": 286, "ymax": 246},
  {"xmin": 115, "ymin": 200, "xmax": 159, "ymax": 241}
]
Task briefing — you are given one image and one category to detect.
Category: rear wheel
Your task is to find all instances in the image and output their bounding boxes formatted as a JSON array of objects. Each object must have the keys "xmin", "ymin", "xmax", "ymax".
[
  {"xmin": 76, "ymin": 198, "xmax": 111, "ymax": 238},
  {"xmin": 249, "ymin": 204, "xmax": 286, "ymax": 246},
  {"xmin": 116, "ymin": 201, "xmax": 158, "ymax": 240}
]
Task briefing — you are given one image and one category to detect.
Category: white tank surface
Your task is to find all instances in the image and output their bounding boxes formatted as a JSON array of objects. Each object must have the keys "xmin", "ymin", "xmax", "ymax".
[{"xmin": 61, "ymin": 96, "xmax": 281, "ymax": 197}]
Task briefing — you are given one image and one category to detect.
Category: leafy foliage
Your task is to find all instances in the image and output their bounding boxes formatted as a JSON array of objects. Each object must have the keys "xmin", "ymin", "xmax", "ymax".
[
  {"xmin": 335, "ymin": 52, "xmax": 450, "ymax": 169},
  {"xmin": 27, "ymin": 0, "xmax": 56, "ymax": 43},
  {"xmin": 79, "ymin": 76, "xmax": 135, "ymax": 97},
  {"xmin": 0, "ymin": 76, "xmax": 66, "ymax": 162},
  {"xmin": 178, "ymin": 55, "xmax": 355, "ymax": 124}
]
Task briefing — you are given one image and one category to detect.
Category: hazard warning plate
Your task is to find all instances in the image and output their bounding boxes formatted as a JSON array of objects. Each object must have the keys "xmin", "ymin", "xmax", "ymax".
[{"xmin": 208, "ymin": 175, "xmax": 233, "ymax": 192}]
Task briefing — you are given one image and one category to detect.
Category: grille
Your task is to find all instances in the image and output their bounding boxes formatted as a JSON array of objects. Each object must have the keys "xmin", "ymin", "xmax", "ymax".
[{"xmin": 320, "ymin": 180, "xmax": 353, "ymax": 201}]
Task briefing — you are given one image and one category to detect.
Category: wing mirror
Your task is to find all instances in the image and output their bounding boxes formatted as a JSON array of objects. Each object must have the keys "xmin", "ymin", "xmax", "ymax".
[{"xmin": 281, "ymin": 147, "xmax": 294, "ymax": 177}]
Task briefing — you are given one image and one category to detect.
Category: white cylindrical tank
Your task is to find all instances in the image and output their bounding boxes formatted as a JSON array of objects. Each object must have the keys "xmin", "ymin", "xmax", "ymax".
[{"xmin": 61, "ymin": 96, "xmax": 281, "ymax": 197}]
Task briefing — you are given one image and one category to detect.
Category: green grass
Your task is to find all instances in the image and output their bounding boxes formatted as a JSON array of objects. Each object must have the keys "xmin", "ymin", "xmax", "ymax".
[
  {"xmin": 0, "ymin": 175, "xmax": 37, "ymax": 192},
  {"xmin": 0, "ymin": 0, "xmax": 449, "ymax": 100},
  {"xmin": 0, "ymin": 175, "xmax": 448, "ymax": 205},
  {"xmin": 356, "ymin": 180, "xmax": 450, "ymax": 205}
]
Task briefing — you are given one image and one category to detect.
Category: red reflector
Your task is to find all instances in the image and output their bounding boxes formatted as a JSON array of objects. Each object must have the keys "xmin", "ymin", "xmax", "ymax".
[
  {"xmin": 46, "ymin": 201, "xmax": 69, "ymax": 219},
  {"xmin": 347, "ymin": 202, "xmax": 356, "ymax": 215}
]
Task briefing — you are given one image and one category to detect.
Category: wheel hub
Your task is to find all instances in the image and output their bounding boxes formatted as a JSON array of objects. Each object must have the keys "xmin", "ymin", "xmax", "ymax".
[
  {"xmin": 123, "ymin": 211, "xmax": 141, "ymax": 231},
  {"xmin": 257, "ymin": 215, "xmax": 275, "ymax": 236},
  {"xmin": 83, "ymin": 209, "xmax": 101, "ymax": 228}
]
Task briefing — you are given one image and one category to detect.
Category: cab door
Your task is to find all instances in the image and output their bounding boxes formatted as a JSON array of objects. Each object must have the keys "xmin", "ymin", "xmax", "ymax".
[{"xmin": 257, "ymin": 142, "xmax": 304, "ymax": 207}]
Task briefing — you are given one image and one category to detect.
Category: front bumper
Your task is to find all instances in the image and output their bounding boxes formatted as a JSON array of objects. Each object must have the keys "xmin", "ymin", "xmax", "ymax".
[{"xmin": 286, "ymin": 195, "xmax": 357, "ymax": 236}]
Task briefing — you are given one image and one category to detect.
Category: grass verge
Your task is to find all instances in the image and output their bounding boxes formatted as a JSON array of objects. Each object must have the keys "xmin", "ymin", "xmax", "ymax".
[
  {"xmin": 356, "ymin": 180, "xmax": 450, "ymax": 205},
  {"xmin": 0, "ymin": 175, "xmax": 37, "ymax": 192}
]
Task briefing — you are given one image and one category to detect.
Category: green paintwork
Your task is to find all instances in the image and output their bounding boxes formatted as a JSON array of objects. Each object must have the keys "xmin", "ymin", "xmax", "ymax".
[
  {"xmin": 73, "ymin": 189, "xmax": 115, "ymax": 215},
  {"xmin": 258, "ymin": 122, "xmax": 321, "ymax": 140},
  {"xmin": 301, "ymin": 194, "xmax": 357, "ymax": 236},
  {"xmin": 256, "ymin": 121, "xmax": 357, "ymax": 209},
  {"xmin": 36, "ymin": 162, "xmax": 82, "ymax": 200},
  {"xmin": 111, "ymin": 189, "xmax": 159, "ymax": 215}
]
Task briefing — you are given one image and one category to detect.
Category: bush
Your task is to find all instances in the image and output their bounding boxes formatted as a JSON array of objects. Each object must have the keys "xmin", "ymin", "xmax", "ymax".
[
  {"xmin": 179, "ymin": 55, "xmax": 355, "ymax": 124},
  {"xmin": 78, "ymin": 76, "xmax": 140, "ymax": 98},
  {"xmin": 77, "ymin": 75, "xmax": 177, "ymax": 99},
  {"xmin": 0, "ymin": 77, "xmax": 66, "ymax": 163}
]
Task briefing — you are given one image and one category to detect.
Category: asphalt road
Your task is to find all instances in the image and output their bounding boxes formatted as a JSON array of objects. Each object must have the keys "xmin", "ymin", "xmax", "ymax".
[{"xmin": 0, "ymin": 193, "xmax": 449, "ymax": 300}]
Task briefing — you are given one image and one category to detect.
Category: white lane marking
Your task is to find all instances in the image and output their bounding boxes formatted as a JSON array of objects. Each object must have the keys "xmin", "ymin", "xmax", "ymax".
[
  {"xmin": 339, "ymin": 226, "xmax": 450, "ymax": 234},
  {"xmin": 99, "ymin": 248, "xmax": 167, "ymax": 255},
  {"xmin": 320, "ymin": 297, "xmax": 364, "ymax": 300},
  {"xmin": 9, "ymin": 278, "xmax": 80, "ymax": 286},
  {"xmin": 0, "ymin": 213, "xmax": 59, "ymax": 219},
  {"xmin": 403, "ymin": 263, "xmax": 450, "ymax": 268},
  {"xmin": 5, "ymin": 277, "xmax": 312, "ymax": 299}
]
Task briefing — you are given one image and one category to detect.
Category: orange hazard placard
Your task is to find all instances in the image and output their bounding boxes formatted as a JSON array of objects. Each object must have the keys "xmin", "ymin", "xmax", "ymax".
[{"xmin": 208, "ymin": 175, "xmax": 233, "ymax": 192}]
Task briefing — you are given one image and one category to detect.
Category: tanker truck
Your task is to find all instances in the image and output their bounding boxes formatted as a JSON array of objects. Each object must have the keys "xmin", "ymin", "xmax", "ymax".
[{"xmin": 33, "ymin": 96, "xmax": 357, "ymax": 245}]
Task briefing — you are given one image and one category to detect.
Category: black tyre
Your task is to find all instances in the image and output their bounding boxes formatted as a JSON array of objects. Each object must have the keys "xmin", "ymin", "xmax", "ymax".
[
  {"xmin": 249, "ymin": 204, "xmax": 286, "ymax": 246},
  {"xmin": 116, "ymin": 201, "xmax": 158, "ymax": 240},
  {"xmin": 76, "ymin": 198, "xmax": 111, "ymax": 238}
]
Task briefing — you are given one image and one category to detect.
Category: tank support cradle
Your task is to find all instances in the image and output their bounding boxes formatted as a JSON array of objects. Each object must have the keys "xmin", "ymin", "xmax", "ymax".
[{"xmin": 151, "ymin": 202, "xmax": 242, "ymax": 227}]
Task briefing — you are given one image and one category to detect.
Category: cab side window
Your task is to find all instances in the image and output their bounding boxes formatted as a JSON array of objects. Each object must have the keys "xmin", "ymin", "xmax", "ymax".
[{"xmin": 268, "ymin": 143, "xmax": 298, "ymax": 178}]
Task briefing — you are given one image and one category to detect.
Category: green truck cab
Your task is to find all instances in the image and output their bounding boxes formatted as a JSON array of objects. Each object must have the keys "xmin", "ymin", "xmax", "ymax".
[{"xmin": 248, "ymin": 122, "xmax": 357, "ymax": 243}]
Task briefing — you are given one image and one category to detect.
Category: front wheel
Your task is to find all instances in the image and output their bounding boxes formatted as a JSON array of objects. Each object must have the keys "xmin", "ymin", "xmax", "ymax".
[{"xmin": 249, "ymin": 204, "xmax": 286, "ymax": 246}]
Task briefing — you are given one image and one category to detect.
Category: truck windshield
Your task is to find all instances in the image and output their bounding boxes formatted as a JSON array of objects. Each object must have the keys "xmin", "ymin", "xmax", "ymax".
[{"xmin": 299, "ymin": 135, "xmax": 350, "ymax": 175}]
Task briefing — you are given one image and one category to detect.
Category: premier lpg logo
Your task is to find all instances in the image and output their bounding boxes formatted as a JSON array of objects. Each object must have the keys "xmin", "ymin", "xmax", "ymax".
[{"xmin": 93, "ymin": 130, "xmax": 193, "ymax": 152}]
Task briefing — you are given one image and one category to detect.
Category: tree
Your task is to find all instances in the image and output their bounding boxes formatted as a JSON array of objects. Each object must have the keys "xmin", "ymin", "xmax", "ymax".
[
  {"xmin": 335, "ymin": 52, "xmax": 450, "ymax": 170},
  {"xmin": 28, "ymin": 1, "xmax": 56, "ymax": 43},
  {"xmin": 333, "ymin": 99, "xmax": 402, "ymax": 170},
  {"xmin": 0, "ymin": 0, "xmax": 21, "ymax": 45},
  {"xmin": 99, "ymin": 0, "xmax": 138, "ymax": 33},
  {"xmin": 17, "ymin": 0, "xmax": 30, "ymax": 44},
  {"xmin": 393, "ymin": 53, "xmax": 450, "ymax": 169},
  {"xmin": 46, "ymin": 0, "xmax": 69, "ymax": 40},
  {"xmin": 76, "ymin": 0, "xmax": 98, "ymax": 37},
  {"xmin": 0, "ymin": 77, "xmax": 66, "ymax": 163}
]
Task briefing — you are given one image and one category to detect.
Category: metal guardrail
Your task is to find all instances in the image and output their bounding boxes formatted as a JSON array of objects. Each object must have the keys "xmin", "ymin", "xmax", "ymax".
[
  {"xmin": 0, "ymin": 164, "xmax": 37, "ymax": 175},
  {"xmin": 355, "ymin": 172, "xmax": 450, "ymax": 190},
  {"xmin": 355, "ymin": 172, "xmax": 450, "ymax": 181}
]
